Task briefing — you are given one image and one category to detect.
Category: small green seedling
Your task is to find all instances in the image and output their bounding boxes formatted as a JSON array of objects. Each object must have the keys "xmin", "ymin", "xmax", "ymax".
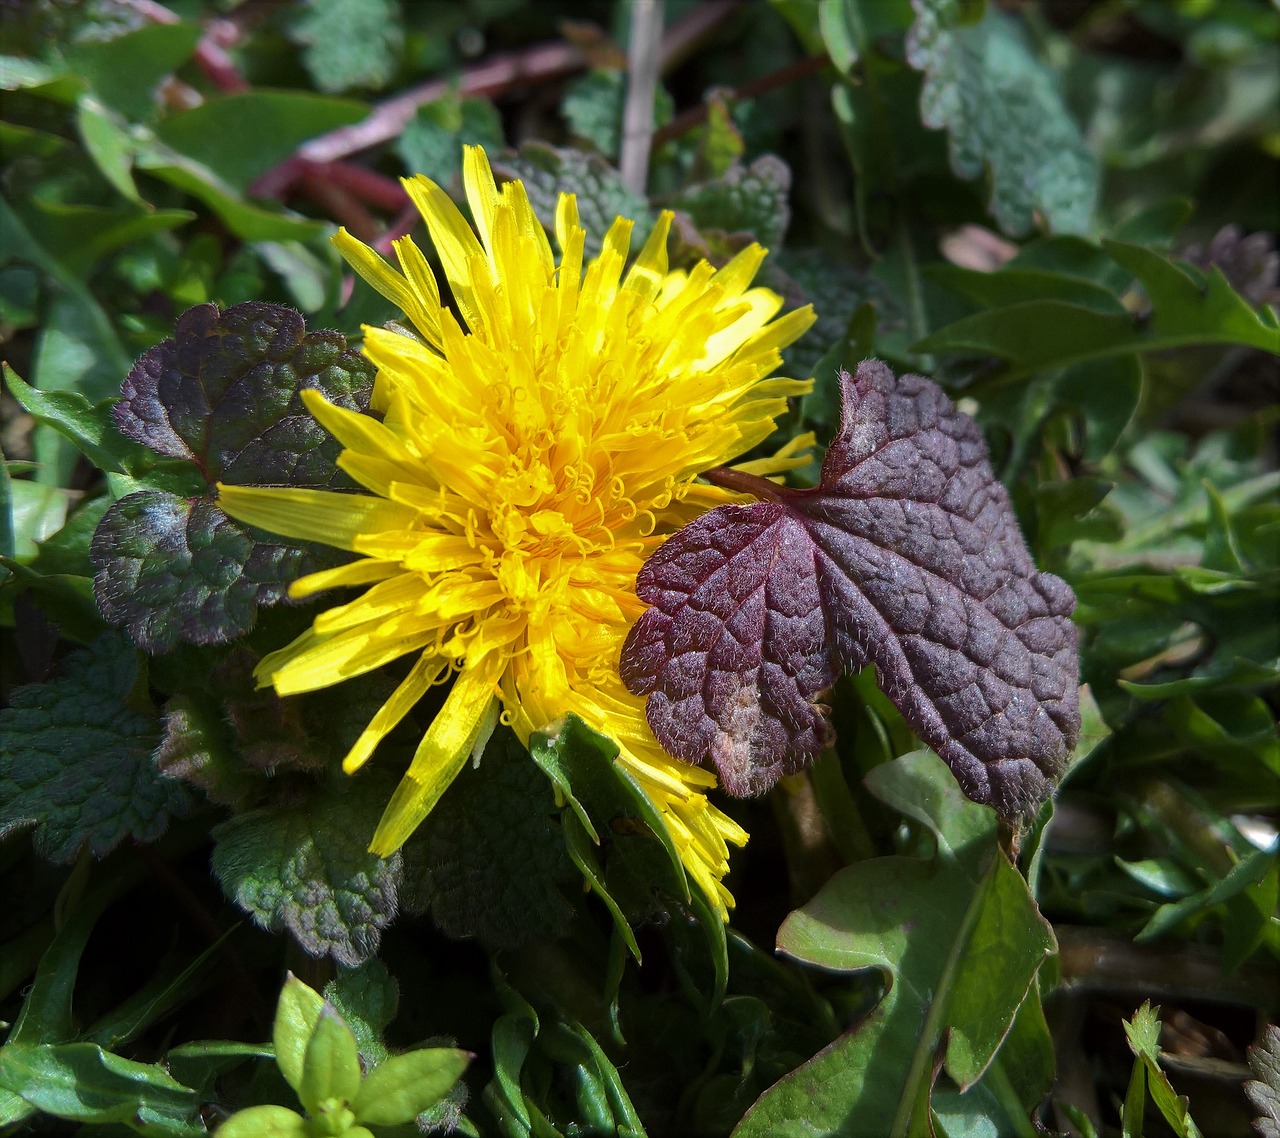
[
  {"xmin": 1119, "ymin": 1001, "xmax": 1204, "ymax": 1138},
  {"xmin": 218, "ymin": 974, "xmax": 469, "ymax": 1137}
]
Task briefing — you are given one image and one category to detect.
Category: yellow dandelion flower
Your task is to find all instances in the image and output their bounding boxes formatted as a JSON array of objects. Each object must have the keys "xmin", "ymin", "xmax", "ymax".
[{"xmin": 218, "ymin": 146, "xmax": 814, "ymax": 913}]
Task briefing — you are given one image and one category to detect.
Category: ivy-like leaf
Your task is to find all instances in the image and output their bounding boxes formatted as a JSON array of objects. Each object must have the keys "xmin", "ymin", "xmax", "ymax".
[
  {"xmin": 905, "ymin": 0, "xmax": 1098, "ymax": 236},
  {"xmin": 621, "ymin": 360, "xmax": 1080, "ymax": 819},
  {"xmin": 210, "ymin": 772, "xmax": 401, "ymax": 967},
  {"xmin": 0, "ymin": 632, "xmax": 191, "ymax": 862},
  {"xmin": 402, "ymin": 727, "xmax": 576, "ymax": 949},
  {"xmin": 92, "ymin": 301, "xmax": 373, "ymax": 653}
]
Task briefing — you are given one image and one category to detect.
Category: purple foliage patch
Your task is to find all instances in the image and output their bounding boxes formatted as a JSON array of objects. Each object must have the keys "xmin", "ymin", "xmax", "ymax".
[{"xmin": 621, "ymin": 360, "xmax": 1080, "ymax": 819}]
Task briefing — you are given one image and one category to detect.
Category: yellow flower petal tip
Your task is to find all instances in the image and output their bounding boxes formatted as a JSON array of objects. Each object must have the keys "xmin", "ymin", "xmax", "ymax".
[{"xmin": 227, "ymin": 145, "xmax": 815, "ymax": 914}]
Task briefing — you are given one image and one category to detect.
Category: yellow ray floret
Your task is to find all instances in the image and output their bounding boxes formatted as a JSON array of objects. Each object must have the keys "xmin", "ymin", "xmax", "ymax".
[{"xmin": 217, "ymin": 145, "xmax": 815, "ymax": 915}]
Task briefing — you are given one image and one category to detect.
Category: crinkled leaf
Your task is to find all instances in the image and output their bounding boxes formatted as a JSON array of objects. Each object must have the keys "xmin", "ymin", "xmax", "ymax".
[
  {"xmin": 1246, "ymin": 1024, "xmax": 1280, "ymax": 1138},
  {"xmin": 289, "ymin": 0, "xmax": 403, "ymax": 95},
  {"xmin": 111, "ymin": 301, "xmax": 372, "ymax": 486},
  {"xmin": 91, "ymin": 491, "xmax": 338, "ymax": 654},
  {"xmin": 672, "ymin": 155, "xmax": 792, "ymax": 249},
  {"xmin": 0, "ymin": 632, "xmax": 191, "ymax": 862},
  {"xmin": 324, "ymin": 959, "xmax": 398, "ymax": 1067},
  {"xmin": 210, "ymin": 774, "xmax": 401, "ymax": 967},
  {"xmin": 906, "ymin": 0, "xmax": 1098, "ymax": 236},
  {"xmin": 622, "ymin": 360, "xmax": 1080, "ymax": 819},
  {"xmin": 92, "ymin": 301, "xmax": 372, "ymax": 652},
  {"xmin": 0, "ymin": 1042, "xmax": 200, "ymax": 1131},
  {"xmin": 403, "ymin": 727, "xmax": 576, "ymax": 949},
  {"xmin": 493, "ymin": 142, "xmax": 654, "ymax": 260},
  {"xmin": 736, "ymin": 750, "xmax": 1055, "ymax": 1135}
]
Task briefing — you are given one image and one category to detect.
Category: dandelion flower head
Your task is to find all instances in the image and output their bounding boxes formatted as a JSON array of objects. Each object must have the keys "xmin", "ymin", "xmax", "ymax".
[{"xmin": 218, "ymin": 146, "xmax": 815, "ymax": 911}]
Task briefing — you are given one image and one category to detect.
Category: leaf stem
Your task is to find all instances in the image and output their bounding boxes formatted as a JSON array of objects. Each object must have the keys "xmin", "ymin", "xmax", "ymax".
[{"xmin": 705, "ymin": 465, "xmax": 793, "ymax": 501}]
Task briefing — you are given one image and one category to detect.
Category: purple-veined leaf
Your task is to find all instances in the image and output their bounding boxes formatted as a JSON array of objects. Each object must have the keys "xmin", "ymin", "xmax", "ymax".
[{"xmin": 621, "ymin": 360, "xmax": 1080, "ymax": 819}]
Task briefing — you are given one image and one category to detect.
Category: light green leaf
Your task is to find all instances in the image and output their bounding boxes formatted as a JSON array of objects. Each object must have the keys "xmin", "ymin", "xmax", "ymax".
[
  {"xmin": 217, "ymin": 1104, "xmax": 308, "ymax": 1138},
  {"xmin": 274, "ymin": 974, "xmax": 326, "ymax": 1096},
  {"xmin": 351, "ymin": 1047, "xmax": 470, "ymax": 1125},
  {"xmin": 298, "ymin": 1004, "xmax": 362, "ymax": 1120}
]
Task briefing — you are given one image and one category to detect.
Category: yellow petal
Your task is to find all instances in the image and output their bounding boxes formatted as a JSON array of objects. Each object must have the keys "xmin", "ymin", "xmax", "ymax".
[
  {"xmin": 217, "ymin": 484, "xmax": 419, "ymax": 551},
  {"xmin": 341, "ymin": 653, "xmax": 449, "ymax": 774}
]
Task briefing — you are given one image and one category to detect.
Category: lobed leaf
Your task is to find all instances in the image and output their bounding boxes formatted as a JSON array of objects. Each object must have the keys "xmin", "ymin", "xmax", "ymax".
[
  {"xmin": 671, "ymin": 155, "xmax": 793, "ymax": 249},
  {"xmin": 92, "ymin": 301, "xmax": 373, "ymax": 653},
  {"xmin": 906, "ymin": 0, "xmax": 1098, "ymax": 236},
  {"xmin": 1246, "ymin": 1024, "xmax": 1280, "ymax": 1138},
  {"xmin": 210, "ymin": 774, "xmax": 401, "ymax": 967},
  {"xmin": 622, "ymin": 360, "xmax": 1080, "ymax": 819},
  {"xmin": 0, "ymin": 632, "xmax": 191, "ymax": 862}
]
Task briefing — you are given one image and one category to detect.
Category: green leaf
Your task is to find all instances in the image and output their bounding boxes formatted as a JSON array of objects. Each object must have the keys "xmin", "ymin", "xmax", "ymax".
[
  {"xmin": 671, "ymin": 155, "xmax": 793, "ymax": 249},
  {"xmin": 6, "ymin": 479, "xmax": 69, "ymax": 563},
  {"xmin": 0, "ymin": 1042, "xmax": 199, "ymax": 1132},
  {"xmin": 1122, "ymin": 1002, "xmax": 1205, "ymax": 1138},
  {"xmin": 396, "ymin": 94, "xmax": 504, "ymax": 184},
  {"xmin": 737, "ymin": 750, "xmax": 1055, "ymax": 1136},
  {"xmin": 210, "ymin": 773, "xmax": 402, "ymax": 966},
  {"xmin": 0, "ymin": 632, "xmax": 190, "ymax": 862},
  {"xmin": 298, "ymin": 1004, "xmax": 362, "ymax": 1119},
  {"xmin": 217, "ymin": 1104, "xmax": 309, "ymax": 1138},
  {"xmin": 906, "ymin": 2, "xmax": 1098, "ymax": 235},
  {"xmin": 164, "ymin": 1040, "xmax": 274, "ymax": 1094},
  {"xmin": 65, "ymin": 21, "xmax": 201, "ymax": 121},
  {"xmin": 403, "ymin": 727, "xmax": 575, "ymax": 948},
  {"xmin": 351, "ymin": 1047, "xmax": 470, "ymax": 1126},
  {"xmin": 324, "ymin": 960, "xmax": 398, "ymax": 1067},
  {"xmin": 274, "ymin": 974, "xmax": 327, "ymax": 1096},
  {"xmin": 4, "ymin": 364, "xmax": 149, "ymax": 477},
  {"xmin": 153, "ymin": 92, "xmax": 368, "ymax": 193},
  {"xmin": 1136, "ymin": 843, "xmax": 1278, "ymax": 945},
  {"xmin": 90, "ymin": 490, "xmax": 336, "ymax": 654},
  {"xmin": 289, "ymin": 0, "xmax": 404, "ymax": 95},
  {"xmin": 1245, "ymin": 1024, "xmax": 1280, "ymax": 1138},
  {"xmin": 76, "ymin": 97, "xmax": 140, "ymax": 201},
  {"xmin": 493, "ymin": 142, "xmax": 654, "ymax": 261}
]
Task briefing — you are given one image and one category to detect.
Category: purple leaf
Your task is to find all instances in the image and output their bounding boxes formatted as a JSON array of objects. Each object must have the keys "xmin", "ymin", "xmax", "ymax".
[{"xmin": 621, "ymin": 361, "xmax": 1080, "ymax": 819}]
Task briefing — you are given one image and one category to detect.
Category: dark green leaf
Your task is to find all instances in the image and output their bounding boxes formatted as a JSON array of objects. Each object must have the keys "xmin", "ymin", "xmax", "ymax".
[
  {"xmin": 738, "ymin": 750, "xmax": 1055, "ymax": 1135},
  {"xmin": 0, "ymin": 632, "xmax": 190, "ymax": 862},
  {"xmin": 324, "ymin": 959, "xmax": 398, "ymax": 1067},
  {"xmin": 404, "ymin": 727, "xmax": 576, "ymax": 948},
  {"xmin": 671, "ymin": 155, "xmax": 792, "ymax": 249},
  {"xmin": 1245, "ymin": 1024, "xmax": 1280, "ymax": 1138},
  {"xmin": 906, "ymin": 2, "xmax": 1098, "ymax": 235},
  {"xmin": 396, "ymin": 95, "xmax": 505, "ymax": 186},
  {"xmin": 210, "ymin": 773, "xmax": 402, "ymax": 966},
  {"xmin": 65, "ymin": 22, "xmax": 201, "ymax": 121},
  {"xmin": 0, "ymin": 1042, "xmax": 199, "ymax": 1132}
]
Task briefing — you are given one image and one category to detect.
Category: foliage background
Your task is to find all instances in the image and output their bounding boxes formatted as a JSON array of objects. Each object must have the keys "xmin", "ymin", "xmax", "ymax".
[{"xmin": 0, "ymin": 0, "xmax": 1277, "ymax": 1135}]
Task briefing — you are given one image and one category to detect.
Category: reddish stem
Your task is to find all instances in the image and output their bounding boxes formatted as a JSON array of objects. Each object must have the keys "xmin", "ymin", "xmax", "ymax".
[{"xmin": 705, "ymin": 466, "xmax": 792, "ymax": 502}]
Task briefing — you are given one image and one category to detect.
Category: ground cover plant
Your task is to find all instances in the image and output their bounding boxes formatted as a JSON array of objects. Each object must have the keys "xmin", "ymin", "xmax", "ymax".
[{"xmin": 0, "ymin": 0, "xmax": 1277, "ymax": 1135}]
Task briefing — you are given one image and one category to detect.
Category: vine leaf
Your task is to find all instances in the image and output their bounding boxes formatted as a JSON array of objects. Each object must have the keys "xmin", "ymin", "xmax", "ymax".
[
  {"xmin": 92, "ymin": 301, "xmax": 373, "ymax": 654},
  {"xmin": 621, "ymin": 360, "xmax": 1080, "ymax": 819}
]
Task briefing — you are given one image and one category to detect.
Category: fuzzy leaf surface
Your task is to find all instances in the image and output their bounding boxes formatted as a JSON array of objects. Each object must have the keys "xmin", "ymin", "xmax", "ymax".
[
  {"xmin": 210, "ymin": 774, "xmax": 401, "ymax": 967},
  {"xmin": 1246, "ymin": 1024, "xmax": 1280, "ymax": 1138},
  {"xmin": 906, "ymin": 0, "xmax": 1098, "ymax": 236},
  {"xmin": 622, "ymin": 360, "xmax": 1080, "ymax": 818},
  {"xmin": 672, "ymin": 155, "xmax": 793, "ymax": 249},
  {"xmin": 0, "ymin": 632, "xmax": 191, "ymax": 862},
  {"xmin": 93, "ymin": 301, "xmax": 371, "ymax": 652}
]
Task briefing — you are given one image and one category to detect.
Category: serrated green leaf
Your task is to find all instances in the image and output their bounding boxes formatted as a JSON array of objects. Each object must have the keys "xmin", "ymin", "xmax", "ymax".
[
  {"xmin": 493, "ymin": 142, "xmax": 654, "ymax": 260},
  {"xmin": 672, "ymin": 155, "xmax": 792, "ymax": 248},
  {"xmin": 217, "ymin": 1104, "xmax": 309, "ymax": 1138},
  {"xmin": 210, "ymin": 774, "xmax": 402, "ymax": 966},
  {"xmin": 738, "ymin": 750, "xmax": 1054, "ymax": 1136},
  {"xmin": 906, "ymin": 2, "xmax": 1097, "ymax": 236},
  {"xmin": 1246, "ymin": 1024, "xmax": 1280, "ymax": 1138},
  {"xmin": 298, "ymin": 1004, "xmax": 362, "ymax": 1119},
  {"xmin": 90, "ymin": 490, "xmax": 338, "ymax": 654},
  {"xmin": 1122, "ymin": 1002, "xmax": 1205, "ymax": 1138},
  {"xmin": 351, "ymin": 1047, "xmax": 469, "ymax": 1125},
  {"xmin": 404, "ymin": 727, "xmax": 575, "ymax": 948},
  {"xmin": 324, "ymin": 959, "xmax": 398, "ymax": 1067},
  {"xmin": 0, "ymin": 1042, "xmax": 199, "ymax": 1131},
  {"xmin": 274, "ymin": 974, "xmax": 327, "ymax": 1096},
  {"xmin": 290, "ymin": 0, "xmax": 404, "ymax": 95},
  {"xmin": 0, "ymin": 632, "xmax": 190, "ymax": 862},
  {"xmin": 153, "ymin": 92, "xmax": 368, "ymax": 192}
]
